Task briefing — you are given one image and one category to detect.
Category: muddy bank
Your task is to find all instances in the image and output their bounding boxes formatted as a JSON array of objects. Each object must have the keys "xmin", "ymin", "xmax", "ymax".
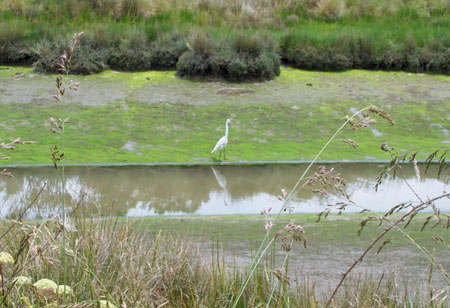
[
  {"xmin": 1, "ymin": 66, "xmax": 449, "ymax": 107},
  {"xmin": 132, "ymin": 214, "xmax": 450, "ymax": 297}
]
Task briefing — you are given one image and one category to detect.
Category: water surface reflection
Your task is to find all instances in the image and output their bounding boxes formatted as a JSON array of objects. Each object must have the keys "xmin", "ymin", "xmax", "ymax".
[{"xmin": 0, "ymin": 164, "xmax": 448, "ymax": 218}]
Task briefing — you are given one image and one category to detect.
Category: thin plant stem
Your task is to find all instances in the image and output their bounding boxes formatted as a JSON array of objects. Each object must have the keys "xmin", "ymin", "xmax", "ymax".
[
  {"xmin": 230, "ymin": 106, "xmax": 370, "ymax": 308},
  {"xmin": 324, "ymin": 192, "xmax": 450, "ymax": 308},
  {"xmin": 349, "ymin": 200, "xmax": 450, "ymax": 286},
  {"xmin": 398, "ymin": 165, "xmax": 424, "ymax": 203},
  {"xmin": 0, "ymin": 182, "xmax": 47, "ymax": 245},
  {"xmin": 61, "ymin": 118, "xmax": 66, "ymax": 302},
  {"xmin": 393, "ymin": 224, "xmax": 450, "ymax": 284},
  {"xmin": 0, "ymin": 264, "xmax": 4, "ymax": 297},
  {"xmin": 265, "ymin": 250, "xmax": 291, "ymax": 308},
  {"xmin": 395, "ymin": 165, "xmax": 450, "ymax": 284}
]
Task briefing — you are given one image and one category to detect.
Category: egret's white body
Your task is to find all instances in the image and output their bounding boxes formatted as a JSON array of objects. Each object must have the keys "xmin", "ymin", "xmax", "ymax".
[{"xmin": 211, "ymin": 119, "xmax": 231, "ymax": 160}]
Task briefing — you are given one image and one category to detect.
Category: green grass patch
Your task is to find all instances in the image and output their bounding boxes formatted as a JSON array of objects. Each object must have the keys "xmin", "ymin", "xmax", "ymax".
[
  {"xmin": 0, "ymin": 99, "xmax": 447, "ymax": 164},
  {"xmin": 0, "ymin": 67, "xmax": 448, "ymax": 165},
  {"xmin": 129, "ymin": 213, "xmax": 450, "ymax": 252}
]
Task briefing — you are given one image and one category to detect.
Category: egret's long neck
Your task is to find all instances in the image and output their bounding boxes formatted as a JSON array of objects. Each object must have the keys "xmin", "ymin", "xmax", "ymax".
[{"xmin": 225, "ymin": 121, "xmax": 229, "ymax": 137}]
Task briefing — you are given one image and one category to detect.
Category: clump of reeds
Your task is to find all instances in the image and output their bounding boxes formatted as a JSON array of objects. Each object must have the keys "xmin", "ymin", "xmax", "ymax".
[
  {"xmin": 3, "ymin": 0, "xmax": 448, "ymax": 20},
  {"xmin": 1, "ymin": 213, "xmax": 447, "ymax": 307}
]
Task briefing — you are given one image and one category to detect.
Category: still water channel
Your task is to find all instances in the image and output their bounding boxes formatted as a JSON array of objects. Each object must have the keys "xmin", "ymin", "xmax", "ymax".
[{"xmin": 0, "ymin": 163, "xmax": 448, "ymax": 219}]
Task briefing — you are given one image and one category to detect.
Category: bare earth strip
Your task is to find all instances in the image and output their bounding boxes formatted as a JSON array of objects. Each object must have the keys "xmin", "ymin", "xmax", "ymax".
[{"xmin": 1, "ymin": 67, "xmax": 449, "ymax": 107}]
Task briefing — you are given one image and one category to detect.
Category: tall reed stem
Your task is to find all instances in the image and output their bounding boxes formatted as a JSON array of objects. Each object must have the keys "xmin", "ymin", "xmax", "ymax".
[
  {"xmin": 230, "ymin": 107, "xmax": 370, "ymax": 308},
  {"xmin": 61, "ymin": 109, "xmax": 66, "ymax": 302}
]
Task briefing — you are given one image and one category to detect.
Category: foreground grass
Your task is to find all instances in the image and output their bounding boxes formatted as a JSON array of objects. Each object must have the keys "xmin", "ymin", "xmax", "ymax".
[
  {"xmin": 0, "ymin": 66, "xmax": 449, "ymax": 165},
  {"xmin": 0, "ymin": 214, "xmax": 448, "ymax": 307}
]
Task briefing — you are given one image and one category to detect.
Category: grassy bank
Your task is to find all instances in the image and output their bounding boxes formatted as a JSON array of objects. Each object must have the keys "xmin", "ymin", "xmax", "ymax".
[
  {"xmin": 0, "ymin": 0, "xmax": 449, "ymax": 79},
  {"xmin": 0, "ymin": 213, "xmax": 448, "ymax": 307},
  {"xmin": 1, "ymin": 66, "xmax": 449, "ymax": 165},
  {"xmin": 130, "ymin": 213, "xmax": 450, "ymax": 251}
]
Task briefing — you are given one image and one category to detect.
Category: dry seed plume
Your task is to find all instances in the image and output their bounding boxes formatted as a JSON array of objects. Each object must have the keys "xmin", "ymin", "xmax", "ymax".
[{"xmin": 368, "ymin": 106, "xmax": 395, "ymax": 126}]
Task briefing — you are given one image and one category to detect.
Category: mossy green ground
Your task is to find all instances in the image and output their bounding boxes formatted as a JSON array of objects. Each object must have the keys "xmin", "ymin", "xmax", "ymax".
[
  {"xmin": 0, "ymin": 66, "xmax": 449, "ymax": 165},
  {"xmin": 129, "ymin": 213, "xmax": 450, "ymax": 287},
  {"xmin": 130, "ymin": 213, "xmax": 449, "ymax": 252}
]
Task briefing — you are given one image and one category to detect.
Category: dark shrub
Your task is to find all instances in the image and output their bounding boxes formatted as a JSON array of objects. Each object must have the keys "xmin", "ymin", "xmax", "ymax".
[
  {"xmin": 377, "ymin": 47, "xmax": 406, "ymax": 71},
  {"xmin": 280, "ymin": 31, "xmax": 449, "ymax": 74},
  {"xmin": 348, "ymin": 36, "xmax": 377, "ymax": 69},
  {"xmin": 282, "ymin": 43, "xmax": 326, "ymax": 70},
  {"xmin": 31, "ymin": 40, "xmax": 63, "ymax": 73},
  {"xmin": 177, "ymin": 52, "xmax": 211, "ymax": 76},
  {"xmin": 150, "ymin": 31, "xmax": 188, "ymax": 69},
  {"xmin": 209, "ymin": 50, "xmax": 231, "ymax": 76},
  {"xmin": 0, "ymin": 43, "xmax": 37, "ymax": 65},
  {"xmin": 178, "ymin": 31, "xmax": 280, "ymax": 81},
  {"xmin": 186, "ymin": 31, "xmax": 215, "ymax": 58},
  {"xmin": 418, "ymin": 41, "xmax": 450, "ymax": 73},
  {"xmin": 176, "ymin": 31, "xmax": 215, "ymax": 77},
  {"xmin": 262, "ymin": 52, "xmax": 281, "ymax": 77},
  {"xmin": 227, "ymin": 58, "xmax": 248, "ymax": 81},
  {"xmin": 327, "ymin": 51, "xmax": 353, "ymax": 70},
  {"xmin": 280, "ymin": 33, "xmax": 353, "ymax": 71},
  {"xmin": 229, "ymin": 32, "xmax": 280, "ymax": 80},
  {"xmin": 108, "ymin": 47, "xmax": 152, "ymax": 71},
  {"xmin": 225, "ymin": 53, "xmax": 280, "ymax": 81},
  {"xmin": 233, "ymin": 33, "xmax": 264, "ymax": 57},
  {"xmin": 33, "ymin": 39, "xmax": 107, "ymax": 74},
  {"xmin": 107, "ymin": 29, "xmax": 152, "ymax": 71},
  {"xmin": 0, "ymin": 22, "xmax": 36, "ymax": 64},
  {"xmin": 71, "ymin": 45, "xmax": 108, "ymax": 74}
]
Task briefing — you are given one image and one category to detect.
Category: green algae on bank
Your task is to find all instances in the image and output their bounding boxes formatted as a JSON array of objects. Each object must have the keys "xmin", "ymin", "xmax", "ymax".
[
  {"xmin": 92, "ymin": 70, "xmax": 179, "ymax": 88},
  {"xmin": 0, "ymin": 66, "xmax": 33, "ymax": 77},
  {"xmin": 0, "ymin": 66, "xmax": 448, "ymax": 165},
  {"xmin": 0, "ymin": 100, "xmax": 447, "ymax": 165}
]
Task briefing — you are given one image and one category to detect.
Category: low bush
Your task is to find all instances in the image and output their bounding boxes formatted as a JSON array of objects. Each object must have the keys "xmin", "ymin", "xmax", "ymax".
[
  {"xmin": 176, "ymin": 31, "xmax": 216, "ymax": 76},
  {"xmin": 0, "ymin": 43, "xmax": 36, "ymax": 65},
  {"xmin": 282, "ymin": 44, "xmax": 353, "ymax": 71},
  {"xmin": 108, "ymin": 46, "xmax": 152, "ymax": 71},
  {"xmin": 150, "ymin": 31, "xmax": 188, "ymax": 69},
  {"xmin": 280, "ymin": 31, "xmax": 450, "ymax": 73},
  {"xmin": 1, "ymin": 11, "xmax": 448, "ymax": 78},
  {"xmin": 177, "ymin": 51, "xmax": 212, "ymax": 76},
  {"xmin": 107, "ymin": 29, "xmax": 152, "ymax": 71},
  {"xmin": 0, "ymin": 20, "xmax": 35, "ymax": 64},
  {"xmin": 33, "ymin": 39, "xmax": 107, "ymax": 74},
  {"xmin": 31, "ymin": 29, "xmax": 189, "ymax": 73},
  {"xmin": 177, "ymin": 32, "xmax": 280, "ymax": 81}
]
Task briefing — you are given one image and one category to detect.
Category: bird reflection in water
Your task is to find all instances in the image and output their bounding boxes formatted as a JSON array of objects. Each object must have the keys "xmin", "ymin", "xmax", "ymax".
[{"xmin": 210, "ymin": 166, "xmax": 230, "ymax": 206}]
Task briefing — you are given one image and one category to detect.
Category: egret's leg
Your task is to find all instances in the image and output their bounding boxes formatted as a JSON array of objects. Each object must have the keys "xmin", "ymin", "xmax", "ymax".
[{"xmin": 224, "ymin": 147, "xmax": 226, "ymax": 160}]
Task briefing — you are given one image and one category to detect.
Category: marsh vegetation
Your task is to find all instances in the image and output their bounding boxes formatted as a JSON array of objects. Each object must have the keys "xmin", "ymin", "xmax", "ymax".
[
  {"xmin": 1, "ymin": 0, "xmax": 449, "ymax": 79},
  {"xmin": 0, "ymin": 2, "xmax": 449, "ymax": 307}
]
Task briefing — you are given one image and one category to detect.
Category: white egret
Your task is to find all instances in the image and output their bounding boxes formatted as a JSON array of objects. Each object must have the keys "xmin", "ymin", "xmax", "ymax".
[{"xmin": 211, "ymin": 118, "xmax": 231, "ymax": 160}]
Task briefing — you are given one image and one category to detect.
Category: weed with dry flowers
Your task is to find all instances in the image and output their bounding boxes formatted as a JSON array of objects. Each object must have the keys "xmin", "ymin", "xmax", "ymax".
[{"xmin": 230, "ymin": 105, "xmax": 449, "ymax": 307}]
